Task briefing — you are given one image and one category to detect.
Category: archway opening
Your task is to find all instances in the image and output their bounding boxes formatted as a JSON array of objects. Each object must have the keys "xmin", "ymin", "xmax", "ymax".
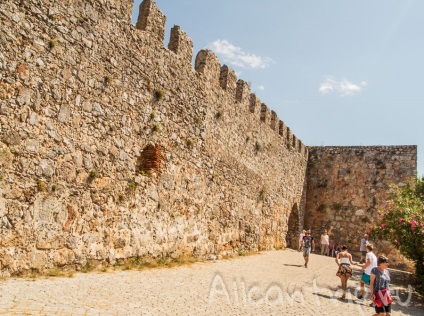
[{"xmin": 286, "ymin": 203, "xmax": 300, "ymax": 249}]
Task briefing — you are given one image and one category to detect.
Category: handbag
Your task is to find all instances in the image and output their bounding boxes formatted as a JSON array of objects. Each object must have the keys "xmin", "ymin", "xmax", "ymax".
[{"xmin": 374, "ymin": 289, "xmax": 393, "ymax": 307}]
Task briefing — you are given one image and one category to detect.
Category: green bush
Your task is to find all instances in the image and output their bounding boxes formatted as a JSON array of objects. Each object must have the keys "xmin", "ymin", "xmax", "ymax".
[
  {"xmin": 47, "ymin": 39, "xmax": 56, "ymax": 50},
  {"xmin": 89, "ymin": 170, "xmax": 100, "ymax": 179},
  {"xmin": 186, "ymin": 138, "xmax": 194, "ymax": 148},
  {"xmin": 255, "ymin": 141, "xmax": 262, "ymax": 152},
  {"xmin": 317, "ymin": 204, "xmax": 326, "ymax": 212},
  {"xmin": 331, "ymin": 202, "xmax": 342, "ymax": 211},
  {"xmin": 154, "ymin": 89, "xmax": 165, "ymax": 100},
  {"xmin": 152, "ymin": 123, "xmax": 162, "ymax": 133},
  {"xmin": 259, "ymin": 188, "xmax": 267, "ymax": 201},
  {"xmin": 370, "ymin": 178, "xmax": 424, "ymax": 293},
  {"xmin": 104, "ymin": 76, "xmax": 112, "ymax": 86},
  {"xmin": 37, "ymin": 180, "xmax": 46, "ymax": 192}
]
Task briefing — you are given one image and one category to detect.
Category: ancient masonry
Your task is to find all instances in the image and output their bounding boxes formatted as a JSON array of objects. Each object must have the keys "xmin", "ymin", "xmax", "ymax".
[
  {"xmin": 0, "ymin": 0, "xmax": 417, "ymax": 276},
  {"xmin": 305, "ymin": 146, "xmax": 416, "ymax": 269}
]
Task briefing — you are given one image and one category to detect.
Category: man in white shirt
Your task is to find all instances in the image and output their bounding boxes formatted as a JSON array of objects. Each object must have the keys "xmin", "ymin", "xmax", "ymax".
[
  {"xmin": 359, "ymin": 234, "xmax": 369, "ymax": 263},
  {"xmin": 320, "ymin": 230, "xmax": 329, "ymax": 255},
  {"xmin": 298, "ymin": 230, "xmax": 306, "ymax": 251},
  {"xmin": 356, "ymin": 244, "xmax": 377, "ymax": 300}
]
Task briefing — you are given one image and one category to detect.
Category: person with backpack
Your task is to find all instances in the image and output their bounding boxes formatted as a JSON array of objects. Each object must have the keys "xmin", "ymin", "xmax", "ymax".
[{"xmin": 302, "ymin": 230, "xmax": 315, "ymax": 268}]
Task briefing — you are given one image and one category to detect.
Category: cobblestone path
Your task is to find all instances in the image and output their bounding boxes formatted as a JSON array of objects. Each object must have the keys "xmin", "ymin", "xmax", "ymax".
[{"xmin": 0, "ymin": 250, "xmax": 422, "ymax": 315}]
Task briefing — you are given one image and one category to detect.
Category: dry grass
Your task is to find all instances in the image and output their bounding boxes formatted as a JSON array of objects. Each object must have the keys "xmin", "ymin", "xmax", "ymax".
[
  {"xmin": 220, "ymin": 250, "xmax": 259, "ymax": 260},
  {"xmin": 7, "ymin": 251, "xmax": 260, "ymax": 280},
  {"xmin": 113, "ymin": 255, "xmax": 201, "ymax": 272},
  {"xmin": 22, "ymin": 267, "xmax": 74, "ymax": 280}
]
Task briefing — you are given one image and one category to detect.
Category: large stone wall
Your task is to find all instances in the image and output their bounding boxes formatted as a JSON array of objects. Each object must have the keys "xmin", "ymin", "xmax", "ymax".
[
  {"xmin": 0, "ymin": 0, "xmax": 308, "ymax": 276},
  {"xmin": 0, "ymin": 0, "xmax": 418, "ymax": 277},
  {"xmin": 305, "ymin": 146, "xmax": 417, "ymax": 269}
]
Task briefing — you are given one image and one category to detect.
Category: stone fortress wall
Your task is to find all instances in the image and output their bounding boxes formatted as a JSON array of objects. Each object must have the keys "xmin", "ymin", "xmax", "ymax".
[
  {"xmin": 305, "ymin": 146, "xmax": 417, "ymax": 269},
  {"xmin": 0, "ymin": 0, "xmax": 417, "ymax": 277},
  {"xmin": 0, "ymin": 0, "xmax": 308, "ymax": 276}
]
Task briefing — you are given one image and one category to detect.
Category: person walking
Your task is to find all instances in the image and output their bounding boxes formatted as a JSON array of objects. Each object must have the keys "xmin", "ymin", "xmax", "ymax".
[
  {"xmin": 302, "ymin": 230, "xmax": 315, "ymax": 268},
  {"xmin": 359, "ymin": 234, "xmax": 369, "ymax": 263},
  {"xmin": 370, "ymin": 255, "xmax": 392, "ymax": 315},
  {"xmin": 356, "ymin": 244, "xmax": 377, "ymax": 300},
  {"xmin": 320, "ymin": 230, "xmax": 329, "ymax": 256},
  {"xmin": 298, "ymin": 230, "xmax": 306, "ymax": 251},
  {"xmin": 328, "ymin": 239, "xmax": 335, "ymax": 257},
  {"xmin": 335, "ymin": 245, "xmax": 357, "ymax": 299},
  {"xmin": 335, "ymin": 245, "xmax": 341, "ymax": 257}
]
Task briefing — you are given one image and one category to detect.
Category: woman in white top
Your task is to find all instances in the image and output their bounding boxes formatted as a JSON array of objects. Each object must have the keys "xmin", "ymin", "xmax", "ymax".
[{"xmin": 335, "ymin": 245, "xmax": 357, "ymax": 299}]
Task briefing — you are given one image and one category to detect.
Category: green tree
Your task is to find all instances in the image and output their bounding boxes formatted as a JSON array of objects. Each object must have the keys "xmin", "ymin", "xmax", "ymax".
[{"xmin": 370, "ymin": 177, "xmax": 424, "ymax": 293}]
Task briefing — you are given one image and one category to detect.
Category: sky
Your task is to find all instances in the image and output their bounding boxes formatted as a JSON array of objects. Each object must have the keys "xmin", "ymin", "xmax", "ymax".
[{"xmin": 132, "ymin": 0, "xmax": 424, "ymax": 177}]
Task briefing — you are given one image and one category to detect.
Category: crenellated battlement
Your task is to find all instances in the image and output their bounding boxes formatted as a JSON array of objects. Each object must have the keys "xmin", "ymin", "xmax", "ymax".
[
  {"xmin": 286, "ymin": 128, "xmax": 293, "ymax": 149},
  {"xmin": 136, "ymin": 0, "xmax": 166, "ymax": 42},
  {"xmin": 270, "ymin": 111, "xmax": 278, "ymax": 132},
  {"xmin": 194, "ymin": 49, "xmax": 221, "ymax": 84},
  {"xmin": 0, "ymin": 0, "xmax": 307, "ymax": 160},
  {"xmin": 260, "ymin": 103, "xmax": 271, "ymax": 126},
  {"xmin": 236, "ymin": 80, "xmax": 251, "ymax": 104},
  {"xmin": 219, "ymin": 65, "xmax": 237, "ymax": 95},
  {"xmin": 132, "ymin": 0, "xmax": 306, "ymax": 158},
  {"xmin": 168, "ymin": 25, "xmax": 193, "ymax": 64},
  {"xmin": 279, "ymin": 120, "xmax": 287, "ymax": 139},
  {"xmin": 292, "ymin": 135, "xmax": 298, "ymax": 152}
]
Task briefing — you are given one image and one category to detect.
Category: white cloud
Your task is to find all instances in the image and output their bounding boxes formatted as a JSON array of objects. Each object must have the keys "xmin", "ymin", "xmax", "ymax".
[
  {"xmin": 319, "ymin": 77, "xmax": 367, "ymax": 96},
  {"xmin": 208, "ymin": 39, "xmax": 274, "ymax": 69},
  {"xmin": 257, "ymin": 85, "xmax": 265, "ymax": 91}
]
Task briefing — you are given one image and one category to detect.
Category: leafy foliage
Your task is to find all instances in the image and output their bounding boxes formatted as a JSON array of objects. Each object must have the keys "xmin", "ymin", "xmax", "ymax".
[
  {"xmin": 89, "ymin": 170, "xmax": 100, "ymax": 179},
  {"xmin": 154, "ymin": 89, "xmax": 165, "ymax": 100},
  {"xmin": 370, "ymin": 178, "xmax": 424, "ymax": 293}
]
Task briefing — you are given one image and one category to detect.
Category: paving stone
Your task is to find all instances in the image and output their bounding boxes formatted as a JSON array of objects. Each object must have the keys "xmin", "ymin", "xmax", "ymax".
[{"xmin": 0, "ymin": 250, "xmax": 422, "ymax": 315}]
